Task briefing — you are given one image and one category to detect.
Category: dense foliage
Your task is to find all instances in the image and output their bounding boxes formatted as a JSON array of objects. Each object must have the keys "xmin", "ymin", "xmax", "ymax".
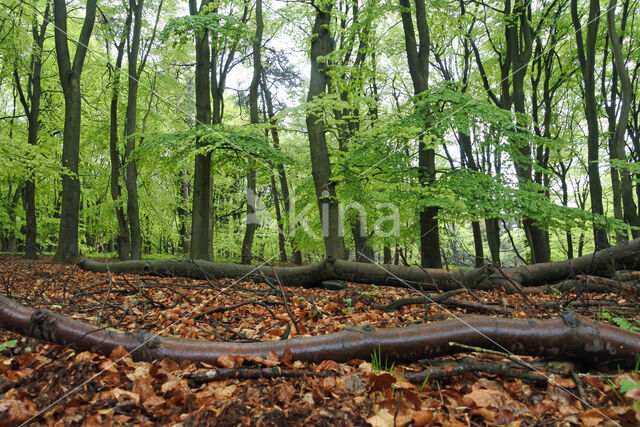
[{"xmin": 1, "ymin": 0, "xmax": 639, "ymax": 266}]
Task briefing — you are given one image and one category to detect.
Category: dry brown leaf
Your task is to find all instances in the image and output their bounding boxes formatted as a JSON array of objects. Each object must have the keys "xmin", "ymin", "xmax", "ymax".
[
  {"xmin": 217, "ymin": 354, "xmax": 244, "ymax": 368},
  {"xmin": 411, "ymin": 410, "xmax": 433, "ymax": 426},
  {"xmin": 0, "ymin": 398, "xmax": 36, "ymax": 426}
]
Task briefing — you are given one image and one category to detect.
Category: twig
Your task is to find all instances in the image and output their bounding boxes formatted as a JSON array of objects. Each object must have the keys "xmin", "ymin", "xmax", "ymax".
[
  {"xmin": 448, "ymin": 342, "xmax": 533, "ymax": 371},
  {"xmin": 189, "ymin": 366, "xmax": 337, "ymax": 385},
  {"xmin": 404, "ymin": 357, "xmax": 548, "ymax": 384}
]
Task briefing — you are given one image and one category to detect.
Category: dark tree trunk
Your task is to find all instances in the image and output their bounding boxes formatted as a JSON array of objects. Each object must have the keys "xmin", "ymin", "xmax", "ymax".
[
  {"xmin": 484, "ymin": 218, "xmax": 501, "ymax": 266},
  {"xmin": 383, "ymin": 246, "xmax": 392, "ymax": 264},
  {"xmin": 603, "ymin": 37, "xmax": 626, "ymax": 243},
  {"xmin": 52, "ymin": 0, "xmax": 97, "ymax": 264},
  {"xmin": 13, "ymin": 5, "xmax": 50, "ymax": 259},
  {"xmin": 241, "ymin": 0, "xmax": 263, "ymax": 264},
  {"xmin": 189, "ymin": 0, "xmax": 212, "ymax": 260},
  {"xmin": 607, "ymin": 0, "xmax": 640, "ymax": 238},
  {"xmin": 124, "ymin": 0, "xmax": 144, "ymax": 260},
  {"xmin": 305, "ymin": 4, "xmax": 346, "ymax": 260},
  {"xmin": 241, "ymin": 164, "xmax": 257, "ymax": 264},
  {"xmin": 261, "ymin": 72, "xmax": 295, "ymax": 262},
  {"xmin": 471, "ymin": 221, "xmax": 484, "ymax": 267},
  {"xmin": 107, "ymin": 8, "xmax": 132, "ymax": 261},
  {"xmin": 571, "ymin": 0, "xmax": 610, "ymax": 250},
  {"xmin": 178, "ymin": 168, "xmax": 191, "ymax": 254},
  {"xmin": 270, "ymin": 172, "xmax": 287, "ymax": 263},
  {"xmin": 399, "ymin": 0, "xmax": 441, "ymax": 268},
  {"xmin": 508, "ymin": 0, "xmax": 550, "ymax": 263}
]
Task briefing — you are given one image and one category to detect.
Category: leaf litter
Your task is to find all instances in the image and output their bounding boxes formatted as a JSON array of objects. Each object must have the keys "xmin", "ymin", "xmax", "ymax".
[{"xmin": 0, "ymin": 254, "xmax": 639, "ymax": 425}]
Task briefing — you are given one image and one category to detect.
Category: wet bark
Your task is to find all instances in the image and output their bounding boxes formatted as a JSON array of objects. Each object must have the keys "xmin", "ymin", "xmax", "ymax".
[
  {"xmin": 52, "ymin": 0, "xmax": 97, "ymax": 264},
  {"xmin": 1, "ymin": 297, "xmax": 637, "ymax": 368},
  {"xmin": 571, "ymin": 0, "xmax": 610, "ymax": 250},
  {"xmin": 399, "ymin": 0, "xmax": 441, "ymax": 268},
  {"xmin": 106, "ymin": 8, "xmax": 132, "ymax": 261},
  {"xmin": 607, "ymin": 0, "xmax": 640, "ymax": 237},
  {"xmin": 124, "ymin": 0, "xmax": 145, "ymax": 260},
  {"xmin": 189, "ymin": 0, "xmax": 212, "ymax": 260},
  {"xmin": 13, "ymin": 5, "xmax": 49, "ymax": 259}
]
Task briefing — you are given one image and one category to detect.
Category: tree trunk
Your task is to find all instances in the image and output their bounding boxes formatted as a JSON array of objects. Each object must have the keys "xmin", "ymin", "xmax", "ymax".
[
  {"xmin": 178, "ymin": 167, "xmax": 191, "ymax": 254},
  {"xmin": 399, "ymin": 0, "xmax": 441, "ymax": 268},
  {"xmin": 107, "ymin": 9, "xmax": 132, "ymax": 261},
  {"xmin": 471, "ymin": 221, "xmax": 484, "ymax": 267},
  {"xmin": 52, "ymin": 0, "xmax": 97, "ymax": 264},
  {"xmin": 124, "ymin": 0, "xmax": 144, "ymax": 260},
  {"xmin": 270, "ymin": 172, "xmax": 288, "ymax": 263},
  {"xmin": 189, "ymin": 0, "xmax": 213, "ymax": 260},
  {"xmin": 261, "ymin": 71, "xmax": 298, "ymax": 263},
  {"xmin": 305, "ymin": 3, "xmax": 346, "ymax": 260},
  {"xmin": 571, "ymin": 0, "xmax": 610, "ymax": 250},
  {"xmin": 17, "ymin": 7, "xmax": 50, "ymax": 260},
  {"xmin": 607, "ymin": 0, "xmax": 640, "ymax": 238},
  {"xmin": 241, "ymin": 164, "xmax": 257, "ymax": 264},
  {"xmin": 383, "ymin": 246, "xmax": 392, "ymax": 264},
  {"xmin": 2, "ymin": 296, "xmax": 638, "ymax": 368},
  {"xmin": 241, "ymin": 0, "xmax": 263, "ymax": 264}
]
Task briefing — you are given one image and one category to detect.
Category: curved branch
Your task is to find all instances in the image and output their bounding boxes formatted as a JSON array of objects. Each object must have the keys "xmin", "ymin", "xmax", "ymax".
[{"xmin": 0, "ymin": 296, "xmax": 638, "ymax": 368}]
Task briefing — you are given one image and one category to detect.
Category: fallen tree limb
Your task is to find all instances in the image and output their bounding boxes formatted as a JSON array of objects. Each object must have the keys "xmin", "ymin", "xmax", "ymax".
[
  {"xmin": 189, "ymin": 367, "xmax": 336, "ymax": 385},
  {"xmin": 78, "ymin": 258, "xmax": 490, "ymax": 291},
  {"xmin": 77, "ymin": 237, "xmax": 640, "ymax": 290},
  {"xmin": 1, "ymin": 295, "xmax": 638, "ymax": 368},
  {"xmin": 403, "ymin": 357, "xmax": 549, "ymax": 384}
]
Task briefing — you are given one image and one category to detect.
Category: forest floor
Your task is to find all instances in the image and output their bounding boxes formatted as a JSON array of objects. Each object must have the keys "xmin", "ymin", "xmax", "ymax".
[{"xmin": 0, "ymin": 254, "xmax": 639, "ymax": 426}]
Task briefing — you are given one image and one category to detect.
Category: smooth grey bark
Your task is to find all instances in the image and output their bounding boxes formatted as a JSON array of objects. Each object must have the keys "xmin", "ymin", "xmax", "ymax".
[
  {"xmin": 52, "ymin": 0, "xmax": 97, "ymax": 264},
  {"xmin": 305, "ymin": 2, "xmax": 346, "ymax": 260},
  {"xmin": 399, "ymin": 0, "xmax": 441, "ymax": 268},
  {"xmin": 241, "ymin": 0, "xmax": 263, "ymax": 264},
  {"xmin": 13, "ymin": 4, "xmax": 50, "ymax": 259},
  {"xmin": 189, "ymin": 0, "xmax": 213, "ymax": 261},
  {"xmin": 571, "ymin": 0, "xmax": 610, "ymax": 250}
]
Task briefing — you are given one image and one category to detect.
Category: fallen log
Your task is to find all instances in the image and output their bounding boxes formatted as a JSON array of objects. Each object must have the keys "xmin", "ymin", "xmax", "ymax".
[
  {"xmin": 0, "ymin": 295, "xmax": 638, "ymax": 368},
  {"xmin": 78, "ymin": 257, "xmax": 490, "ymax": 291},
  {"xmin": 77, "ymin": 237, "xmax": 640, "ymax": 290}
]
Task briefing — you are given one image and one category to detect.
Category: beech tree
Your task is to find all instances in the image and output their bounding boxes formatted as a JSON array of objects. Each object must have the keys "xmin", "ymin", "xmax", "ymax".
[
  {"xmin": 1, "ymin": 0, "xmax": 640, "ymax": 272},
  {"xmin": 305, "ymin": 0, "xmax": 346, "ymax": 260},
  {"xmin": 52, "ymin": 0, "xmax": 97, "ymax": 264},
  {"xmin": 12, "ymin": 3, "xmax": 50, "ymax": 259}
]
